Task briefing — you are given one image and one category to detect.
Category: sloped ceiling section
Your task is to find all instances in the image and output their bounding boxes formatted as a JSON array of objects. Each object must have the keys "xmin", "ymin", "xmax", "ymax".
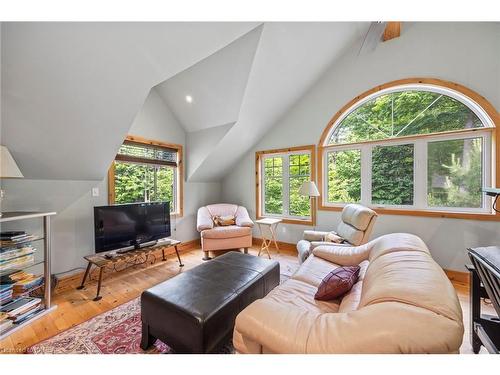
[
  {"xmin": 1, "ymin": 22, "xmax": 259, "ymax": 180},
  {"xmin": 182, "ymin": 22, "xmax": 370, "ymax": 182},
  {"xmin": 186, "ymin": 122, "xmax": 234, "ymax": 179},
  {"xmin": 155, "ymin": 26, "xmax": 263, "ymax": 132}
]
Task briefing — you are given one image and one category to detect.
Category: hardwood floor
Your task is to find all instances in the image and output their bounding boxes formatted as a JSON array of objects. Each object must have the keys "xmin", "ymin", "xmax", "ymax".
[{"xmin": 0, "ymin": 246, "xmax": 494, "ymax": 354}]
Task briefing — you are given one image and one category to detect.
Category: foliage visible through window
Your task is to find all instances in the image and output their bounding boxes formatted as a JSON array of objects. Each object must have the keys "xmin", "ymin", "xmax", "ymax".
[
  {"xmin": 372, "ymin": 144, "xmax": 414, "ymax": 205},
  {"xmin": 112, "ymin": 140, "xmax": 179, "ymax": 213},
  {"xmin": 263, "ymin": 152, "xmax": 311, "ymax": 219},
  {"xmin": 114, "ymin": 163, "xmax": 175, "ymax": 210},
  {"xmin": 327, "ymin": 150, "xmax": 361, "ymax": 203},
  {"xmin": 427, "ymin": 138, "xmax": 482, "ymax": 208},
  {"xmin": 329, "ymin": 90, "xmax": 482, "ymax": 145},
  {"xmin": 264, "ymin": 157, "xmax": 283, "ymax": 215},
  {"xmin": 324, "ymin": 85, "xmax": 490, "ymax": 212},
  {"xmin": 289, "ymin": 154, "xmax": 311, "ymax": 217}
]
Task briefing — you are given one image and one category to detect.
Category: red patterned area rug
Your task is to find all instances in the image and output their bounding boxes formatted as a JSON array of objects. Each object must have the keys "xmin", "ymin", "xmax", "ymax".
[{"xmin": 26, "ymin": 298, "xmax": 172, "ymax": 354}]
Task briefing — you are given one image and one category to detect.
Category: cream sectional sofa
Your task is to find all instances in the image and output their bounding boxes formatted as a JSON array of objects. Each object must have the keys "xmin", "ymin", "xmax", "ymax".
[{"xmin": 233, "ymin": 233, "xmax": 464, "ymax": 354}]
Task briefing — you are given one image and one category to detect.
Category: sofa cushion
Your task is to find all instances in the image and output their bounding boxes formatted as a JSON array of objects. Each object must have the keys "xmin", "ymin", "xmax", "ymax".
[
  {"xmin": 292, "ymin": 255, "xmax": 339, "ymax": 287},
  {"xmin": 201, "ymin": 225, "xmax": 252, "ymax": 239},
  {"xmin": 314, "ymin": 265, "xmax": 360, "ymax": 301},
  {"xmin": 267, "ymin": 279, "xmax": 340, "ymax": 314}
]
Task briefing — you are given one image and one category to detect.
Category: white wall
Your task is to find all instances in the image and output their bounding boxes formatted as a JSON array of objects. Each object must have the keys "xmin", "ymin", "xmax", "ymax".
[
  {"xmin": 222, "ymin": 22, "xmax": 500, "ymax": 272},
  {"xmin": 1, "ymin": 89, "xmax": 221, "ymax": 274}
]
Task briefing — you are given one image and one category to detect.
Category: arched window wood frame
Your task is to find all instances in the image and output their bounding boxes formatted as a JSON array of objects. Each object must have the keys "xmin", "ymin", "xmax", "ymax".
[{"xmin": 317, "ymin": 78, "xmax": 500, "ymax": 221}]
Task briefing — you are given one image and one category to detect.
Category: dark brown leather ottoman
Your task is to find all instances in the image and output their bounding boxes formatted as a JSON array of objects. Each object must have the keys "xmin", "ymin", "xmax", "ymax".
[{"xmin": 140, "ymin": 251, "xmax": 280, "ymax": 353}]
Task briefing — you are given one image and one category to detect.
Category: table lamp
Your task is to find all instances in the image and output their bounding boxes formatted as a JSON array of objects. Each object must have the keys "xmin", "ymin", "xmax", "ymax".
[{"xmin": 0, "ymin": 145, "xmax": 24, "ymax": 216}]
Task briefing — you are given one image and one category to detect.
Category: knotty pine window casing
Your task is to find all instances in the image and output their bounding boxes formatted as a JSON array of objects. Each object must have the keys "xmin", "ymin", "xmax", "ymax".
[
  {"xmin": 256, "ymin": 145, "xmax": 316, "ymax": 226},
  {"xmin": 108, "ymin": 135, "xmax": 184, "ymax": 217}
]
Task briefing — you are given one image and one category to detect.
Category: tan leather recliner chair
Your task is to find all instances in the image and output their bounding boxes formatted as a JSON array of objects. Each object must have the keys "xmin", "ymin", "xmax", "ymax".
[
  {"xmin": 234, "ymin": 233, "xmax": 464, "ymax": 354},
  {"xmin": 297, "ymin": 204, "xmax": 378, "ymax": 264}
]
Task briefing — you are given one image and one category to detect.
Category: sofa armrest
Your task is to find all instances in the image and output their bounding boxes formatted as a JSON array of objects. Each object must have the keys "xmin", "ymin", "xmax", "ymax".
[
  {"xmin": 303, "ymin": 230, "xmax": 329, "ymax": 241},
  {"xmin": 197, "ymin": 207, "xmax": 213, "ymax": 232},
  {"xmin": 234, "ymin": 299, "xmax": 319, "ymax": 353},
  {"xmin": 235, "ymin": 206, "xmax": 254, "ymax": 228},
  {"xmin": 235, "ymin": 299, "xmax": 464, "ymax": 354},
  {"xmin": 312, "ymin": 242, "xmax": 371, "ymax": 266}
]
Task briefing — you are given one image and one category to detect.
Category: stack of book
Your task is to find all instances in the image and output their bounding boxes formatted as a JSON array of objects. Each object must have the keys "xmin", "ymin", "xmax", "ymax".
[
  {"xmin": 0, "ymin": 284, "xmax": 13, "ymax": 305},
  {"xmin": 0, "ymin": 232, "xmax": 37, "ymax": 274},
  {"xmin": 9, "ymin": 271, "xmax": 44, "ymax": 297},
  {"xmin": 0, "ymin": 231, "xmax": 36, "ymax": 247},
  {"xmin": 0, "ymin": 297, "xmax": 43, "ymax": 326},
  {"xmin": 0, "ymin": 311, "xmax": 13, "ymax": 334}
]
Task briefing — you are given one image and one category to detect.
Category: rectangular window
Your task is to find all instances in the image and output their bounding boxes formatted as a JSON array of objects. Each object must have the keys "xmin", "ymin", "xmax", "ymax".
[
  {"xmin": 427, "ymin": 137, "xmax": 483, "ymax": 208},
  {"xmin": 257, "ymin": 146, "xmax": 315, "ymax": 224},
  {"xmin": 264, "ymin": 157, "xmax": 283, "ymax": 215},
  {"xmin": 327, "ymin": 149, "xmax": 361, "ymax": 203},
  {"xmin": 322, "ymin": 132, "xmax": 490, "ymax": 214},
  {"xmin": 289, "ymin": 154, "xmax": 311, "ymax": 217},
  {"xmin": 109, "ymin": 136, "xmax": 183, "ymax": 216},
  {"xmin": 372, "ymin": 144, "xmax": 414, "ymax": 206}
]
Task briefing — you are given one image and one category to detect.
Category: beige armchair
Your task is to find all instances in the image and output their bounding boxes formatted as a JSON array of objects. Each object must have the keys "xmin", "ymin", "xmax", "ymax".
[
  {"xmin": 197, "ymin": 203, "xmax": 254, "ymax": 260},
  {"xmin": 297, "ymin": 204, "xmax": 377, "ymax": 264}
]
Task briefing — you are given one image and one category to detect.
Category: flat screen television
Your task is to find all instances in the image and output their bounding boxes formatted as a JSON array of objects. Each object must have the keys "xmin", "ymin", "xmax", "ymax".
[{"xmin": 94, "ymin": 202, "xmax": 171, "ymax": 253}]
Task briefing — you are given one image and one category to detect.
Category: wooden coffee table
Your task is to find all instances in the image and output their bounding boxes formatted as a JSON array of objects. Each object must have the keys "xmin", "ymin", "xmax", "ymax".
[{"xmin": 77, "ymin": 239, "xmax": 184, "ymax": 301}]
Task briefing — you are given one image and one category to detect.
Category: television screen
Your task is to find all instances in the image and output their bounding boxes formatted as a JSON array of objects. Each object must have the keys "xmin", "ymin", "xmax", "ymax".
[{"xmin": 94, "ymin": 202, "xmax": 171, "ymax": 253}]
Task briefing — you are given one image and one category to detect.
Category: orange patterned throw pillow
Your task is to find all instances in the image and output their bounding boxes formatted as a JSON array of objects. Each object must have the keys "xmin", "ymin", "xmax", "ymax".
[
  {"xmin": 213, "ymin": 215, "xmax": 236, "ymax": 226},
  {"xmin": 314, "ymin": 265, "xmax": 360, "ymax": 301}
]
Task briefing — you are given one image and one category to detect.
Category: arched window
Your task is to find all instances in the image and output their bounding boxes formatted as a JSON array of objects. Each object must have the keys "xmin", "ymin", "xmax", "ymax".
[{"xmin": 319, "ymin": 79, "xmax": 498, "ymax": 215}]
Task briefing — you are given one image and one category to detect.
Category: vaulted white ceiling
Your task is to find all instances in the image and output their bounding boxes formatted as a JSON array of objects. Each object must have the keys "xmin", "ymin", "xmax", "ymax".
[
  {"xmin": 1, "ymin": 22, "xmax": 370, "ymax": 182},
  {"xmin": 1, "ymin": 22, "xmax": 258, "ymax": 180},
  {"xmin": 155, "ymin": 26, "xmax": 263, "ymax": 133},
  {"xmin": 176, "ymin": 22, "xmax": 370, "ymax": 181}
]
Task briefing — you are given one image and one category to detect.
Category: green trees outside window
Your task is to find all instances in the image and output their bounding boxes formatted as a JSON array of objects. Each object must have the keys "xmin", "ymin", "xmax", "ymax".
[
  {"xmin": 263, "ymin": 153, "xmax": 311, "ymax": 218},
  {"xmin": 324, "ymin": 87, "xmax": 490, "ymax": 212},
  {"xmin": 114, "ymin": 162, "xmax": 175, "ymax": 211},
  {"xmin": 327, "ymin": 150, "xmax": 361, "ymax": 203},
  {"xmin": 372, "ymin": 144, "xmax": 414, "ymax": 205},
  {"xmin": 427, "ymin": 138, "xmax": 482, "ymax": 208}
]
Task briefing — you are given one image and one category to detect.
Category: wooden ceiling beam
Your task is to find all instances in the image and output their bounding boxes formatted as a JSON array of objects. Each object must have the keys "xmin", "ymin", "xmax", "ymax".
[{"xmin": 383, "ymin": 22, "xmax": 401, "ymax": 42}]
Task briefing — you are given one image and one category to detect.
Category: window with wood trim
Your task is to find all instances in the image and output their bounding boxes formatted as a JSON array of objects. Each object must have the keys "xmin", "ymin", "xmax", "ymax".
[
  {"xmin": 256, "ymin": 145, "xmax": 316, "ymax": 225},
  {"xmin": 108, "ymin": 135, "xmax": 183, "ymax": 216},
  {"xmin": 319, "ymin": 79, "xmax": 500, "ymax": 219}
]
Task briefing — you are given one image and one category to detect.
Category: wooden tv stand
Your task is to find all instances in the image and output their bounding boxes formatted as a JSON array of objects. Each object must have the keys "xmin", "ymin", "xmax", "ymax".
[{"xmin": 77, "ymin": 239, "xmax": 184, "ymax": 301}]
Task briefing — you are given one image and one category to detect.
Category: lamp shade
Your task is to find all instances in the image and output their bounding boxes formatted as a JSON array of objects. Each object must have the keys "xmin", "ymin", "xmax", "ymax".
[
  {"xmin": 298, "ymin": 181, "xmax": 320, "ymax": 197},
  {"xmin": 0, "ymin": 145, "xmax": 24, "ymax": 178}
]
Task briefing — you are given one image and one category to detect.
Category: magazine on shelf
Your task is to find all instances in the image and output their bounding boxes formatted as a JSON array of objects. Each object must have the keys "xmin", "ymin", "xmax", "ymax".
[
  {"xmin": 0, "ymin": 254, "xmax": 35, "ymax": 272},
  {"xmin": 0, "ymin": 235, "xmax": 36, "ymax": 247},
  {"xmin": 0, "ymin": 297, "xmax": 41, "ymax": 317},
  {"xmin": 0, "ymin": 231, "xmax": 27, "ymax": 240},
  {"xmin": 13, "ymin": 305, "xmax": 44, "ymax": 324},
  {"xmin": 0, "ymin": 246, "xmax": 36, "ymax": 262},
  {"xmin": 0, "ymin": 318, "xmax": 13, "ymax": 333}
]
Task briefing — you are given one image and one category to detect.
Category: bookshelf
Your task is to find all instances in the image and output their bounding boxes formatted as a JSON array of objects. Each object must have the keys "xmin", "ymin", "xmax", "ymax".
[{"xmin": 0, "ymin": 211, "xmax": 57, "ymax": 340}]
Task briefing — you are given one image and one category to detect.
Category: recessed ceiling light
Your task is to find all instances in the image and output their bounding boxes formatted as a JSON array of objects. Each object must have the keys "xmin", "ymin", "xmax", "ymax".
[{"xmin": 185, "ymin": 95, "xmax": 193, "ymax": 103}]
